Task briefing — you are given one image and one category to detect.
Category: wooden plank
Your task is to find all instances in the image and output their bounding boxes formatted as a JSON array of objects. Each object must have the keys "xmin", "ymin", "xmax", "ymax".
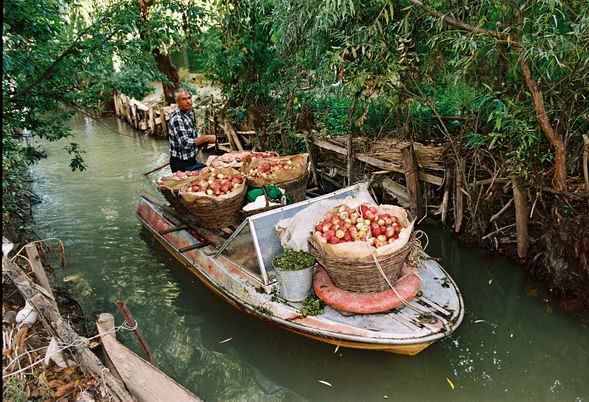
[
  {"xmin": 97, "ymin": 313, "xmax": 200, "ymax": 402},
  {"xmin": 24, "ymin": 244, "xmax": 55, "ymax": 302},
  {"xmin": 311, "ymin": 138, "xmax": 443, "ymax": 185},
  {"xmin": 224, "ymin": 119, "xmax": 244, "ymax": 151},
  {"xmin": 382, "ymin": 177, "xmax": 410, "ymax": 208},
  {"xmin": 401, "ymin": 144, "xmax": 424, "ymax": 219}
]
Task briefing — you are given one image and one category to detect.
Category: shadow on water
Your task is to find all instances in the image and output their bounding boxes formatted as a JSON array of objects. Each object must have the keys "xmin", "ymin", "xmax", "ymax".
[{"xmin": 31, "ymin": 114, "xmax": 588, "ymax": 401}]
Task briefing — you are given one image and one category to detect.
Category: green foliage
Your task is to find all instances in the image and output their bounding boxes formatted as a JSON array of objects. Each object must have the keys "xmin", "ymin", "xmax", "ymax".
[
  {"xmin": 111, "ymin": 63, "xmax": 158, "ymax": 100},
  {"xmin": 273, "ymin": 250, "xmax": 316, "ymax": 271},
  {"xmin": 301, "ymin": 295, "xmax": 324, "ymax": 317}
]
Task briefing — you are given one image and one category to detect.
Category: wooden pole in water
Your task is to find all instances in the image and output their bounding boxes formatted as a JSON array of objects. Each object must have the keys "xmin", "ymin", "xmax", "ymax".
[
  {"xmin": 454, "ymin": 160, "xmax": 464, "ymax": 233},
  {"xmin": 402, "ymin": 143, "xmax": 423, "ymax": 220},
  {"xmin": 441, "ymin": 166, "xmax": 452, "ymax": 225},
  {"xmin": 115, "ymin": 301, "xmax": 156, "ymax": 366},
  {"xmin": 512, "ymin": 176, "xmax": 529, "ymax": 258}
]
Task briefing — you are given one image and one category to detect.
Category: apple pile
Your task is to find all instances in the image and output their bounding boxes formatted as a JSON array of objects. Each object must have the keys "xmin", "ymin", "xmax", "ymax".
[
  {"xmin": 243, "ymin": 151, "xmax": 278, "ymax": 162},
  {"xmin": 247, "ymin": 159, "xmax": 297, "ymax": 180},
  {"xmin": 171, "ymin": 169, "xmax": 207, "ymax": 180},
  {"xmin": 313, "ymin": 204, "xmax": 405, "ymax": 248},
  {"xmin": 184, "ymin": 171, "xmax": 245, "ymax": 197}
]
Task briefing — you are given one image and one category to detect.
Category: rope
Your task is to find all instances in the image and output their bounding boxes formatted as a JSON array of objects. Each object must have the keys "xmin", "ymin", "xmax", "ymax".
[
  {"xmin": 370, "ymin": 231, "xmax": 451, "ymax": 332},
  {"xmin": 2, "ymin": 319, "xmax": 138, "ymax": 379}
]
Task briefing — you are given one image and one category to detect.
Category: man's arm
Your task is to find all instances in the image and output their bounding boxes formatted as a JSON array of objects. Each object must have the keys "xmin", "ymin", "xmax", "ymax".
[{"xmin": 195, "ymin": 135, "xmax": 216, "ymax": 147}]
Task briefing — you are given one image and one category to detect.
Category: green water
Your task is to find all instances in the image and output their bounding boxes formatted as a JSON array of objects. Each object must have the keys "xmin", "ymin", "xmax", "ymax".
[{"xmin": 31, "ymin": 115, "xmax": 588, "ymax": 401}]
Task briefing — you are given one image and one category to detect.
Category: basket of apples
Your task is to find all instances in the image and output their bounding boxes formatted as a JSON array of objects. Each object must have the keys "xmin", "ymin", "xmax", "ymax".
[
  {"xmin": 242, "ymin": 154, "xmax": 309, "ymax": 202},
  {"xmin": 307, "ymin": 202, "xmax": 416, "ymax": 293},
  {"xmin": 178, "ymin": 167, "xmax": 247, "ymax": 228},
  {"xmin": 206, "ymin": 151, "xmax": 279, "ymax": 169},
  {"xmin": 157, "ymin": 169, "xmax": 206, "ymax": 211}
]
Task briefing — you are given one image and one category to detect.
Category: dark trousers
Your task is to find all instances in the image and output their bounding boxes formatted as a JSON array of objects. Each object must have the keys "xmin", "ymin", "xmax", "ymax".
[
  {"xmin": 170, "ymin": 156, "xmax": 196, "ymax": 173},
  {"xmin": 169, "ymin": 156, "xmax": 206, "ymax": 173}
]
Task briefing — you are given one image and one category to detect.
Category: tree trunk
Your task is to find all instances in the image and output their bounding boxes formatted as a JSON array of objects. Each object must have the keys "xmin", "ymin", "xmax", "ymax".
[
  {"xmin": 139, "ymin": 0, "xmax": 180, "ymax": 105},
  {"xmin": 521, "ymin": 60, "xmax": 567, "ymax": 191}
]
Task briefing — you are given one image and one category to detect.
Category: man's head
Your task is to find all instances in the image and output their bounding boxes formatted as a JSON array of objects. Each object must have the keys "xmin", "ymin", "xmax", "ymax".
[{"xmin": 174, "ymin": 88, "xmax": 192, "ymax": 112}]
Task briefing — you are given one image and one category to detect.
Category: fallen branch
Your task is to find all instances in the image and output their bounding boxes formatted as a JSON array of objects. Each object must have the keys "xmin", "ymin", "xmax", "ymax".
[
  {"xmin": 482, "ymin": 224, "xmax": 516, "ymax": 240},
  {"xmin": 489, "ymin": 198, "xmax": 514, "ymax": 223}
]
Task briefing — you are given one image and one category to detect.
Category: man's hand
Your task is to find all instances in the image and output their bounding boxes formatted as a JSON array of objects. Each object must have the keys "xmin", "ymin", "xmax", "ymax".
[{"xmin": 195, "ymin": 135, "xmax": 217, "ymax": 147}]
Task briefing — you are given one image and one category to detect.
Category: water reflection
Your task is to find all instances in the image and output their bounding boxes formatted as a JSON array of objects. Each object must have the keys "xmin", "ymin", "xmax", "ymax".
[{"xmin": 31, "ymin": 115, "xmax": 589, "ymax": 401}]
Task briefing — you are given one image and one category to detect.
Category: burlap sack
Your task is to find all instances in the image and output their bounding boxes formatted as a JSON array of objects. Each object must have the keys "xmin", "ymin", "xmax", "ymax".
[
  {"xmin": 243, "ymin": 154, "xmax": 308, "ymax": 187},
  {"xmin": 157, "ymin": 171, "xmax": 204, "ymax": 191},
  {"xmin": 311, "ymin": 203, "xmax": 415, "ymax": 258},
  {"xmin": 178, "ymin": 167, "xmax": 245, "ymax": 203}
]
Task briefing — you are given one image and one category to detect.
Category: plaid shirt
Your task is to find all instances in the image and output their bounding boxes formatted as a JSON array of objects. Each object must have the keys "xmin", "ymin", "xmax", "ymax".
[{"xmin": 168, "ymin": 109, "xmax": 197, "ymax": 160}]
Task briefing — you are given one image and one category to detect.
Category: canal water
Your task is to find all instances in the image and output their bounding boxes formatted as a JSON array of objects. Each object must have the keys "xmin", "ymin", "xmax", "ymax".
[{"xmin": 32, "ymin": 115, "xmax": 588, "ymax": 401}]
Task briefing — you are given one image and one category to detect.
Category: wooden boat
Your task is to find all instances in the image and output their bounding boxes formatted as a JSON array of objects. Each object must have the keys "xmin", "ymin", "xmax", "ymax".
[
  {"xmin": 96, "ymin": 313, "xmax": 201, "ymax": 401},
  {"xmin": 137, "ymin": 184, "xmax": 464, "ymax": 355}
]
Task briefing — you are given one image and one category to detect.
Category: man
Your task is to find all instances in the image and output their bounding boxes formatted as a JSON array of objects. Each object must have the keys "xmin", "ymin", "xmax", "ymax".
[{"xmin": 168, "ymin": 88, "xmax": 216, "ymax": 172}]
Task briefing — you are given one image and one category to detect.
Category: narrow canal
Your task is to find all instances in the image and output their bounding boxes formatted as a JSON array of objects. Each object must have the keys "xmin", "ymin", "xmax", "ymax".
[{"xmin": 32, "ymin": 115, "xmax": 588, "ymax": 401}]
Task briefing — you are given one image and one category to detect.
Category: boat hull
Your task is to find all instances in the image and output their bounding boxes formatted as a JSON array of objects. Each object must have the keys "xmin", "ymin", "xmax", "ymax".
[{"xmin": 137, "ymin": 196, "xmax": 464, "ymax": 355}]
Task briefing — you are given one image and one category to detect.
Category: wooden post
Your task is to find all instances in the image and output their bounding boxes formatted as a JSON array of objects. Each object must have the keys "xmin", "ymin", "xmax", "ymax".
[
  {"xmin": 441, "ymin": 167, "xmax": 452, "ymax": 225},
  {"xmin": 346, "ymin": 133, "xmax": 353, "ymax": 186},
  {"xmin": 401, "ymin": 143, "xmax": 423, "ymax": 220},
  {"xmin": 583, "ymin": 134, "xmax": 589, "ymax": 192},
  {"xmin": 160, "ymin": 107, "xmax": 168, "ymax": 137},
  {"xmin": 454, "ymin": 161, "xmax": 464, "ymax": 233},
  {"xmin": 113, "ymin": 93, "xmax": 120, "ymax": 117},
  {"xmin": 305, "ymin": 133, "xmax": 321, "ymax": 187},
  {"xmin": 148, "ymin": 107, "xmax": 155, "ymax": 134},
  {"xmin": 224, "ymin": 119, "xmax": 244, "ymax": 151},
  {"xmin": 512, "ymin": 176, "xmax": 529, "ymax": 258}
]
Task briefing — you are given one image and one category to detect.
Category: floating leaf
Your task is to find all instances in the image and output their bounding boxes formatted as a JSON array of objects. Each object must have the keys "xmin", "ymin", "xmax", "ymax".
[
  {"xmin": 473, "ymin": 319, "xmax": 486, "ymax": 324},
  {"xmin": 318, "ymin": 380, "xmax": 332, "ymax": 387},
  {"xmin": 219, "ymin": 337, "xmax": 233, "ymax": 344},
  {"xmin": 334, "ymin": 345, "xmax": 340, "ymax": 354},
  {"xmin": 446, "ymin": 377, "xmax": 455, "ymax": 390},
  {"xmin": 488, "ymin": 279, "xmax": 493, "ymax": 285}
]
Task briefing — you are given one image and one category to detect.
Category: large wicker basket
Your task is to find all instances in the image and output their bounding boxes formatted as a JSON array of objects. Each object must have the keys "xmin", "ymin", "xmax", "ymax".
[
  {"xmin": 179, "ymin": 185, "xmax": 247, "ymax": 229},
  {"xmin": 159, "ymin": 187, "xmax": 189, "ymax": 214},
  {"xmin": 278, "ymin": 172, "xmax": 309, "ymax": 203},
  {"xmin": 308, "ymin": 233, "xmax": 415, "ymax": 293}
]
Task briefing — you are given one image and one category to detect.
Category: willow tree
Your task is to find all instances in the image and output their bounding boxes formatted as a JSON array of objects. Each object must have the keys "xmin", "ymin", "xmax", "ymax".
[{"xmin": 406, "ymin": 0, "xmax": 589, "ymax": 191}]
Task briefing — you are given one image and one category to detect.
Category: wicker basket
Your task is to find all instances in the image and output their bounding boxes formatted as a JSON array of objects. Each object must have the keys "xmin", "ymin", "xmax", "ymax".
[
  {"xmin": 159, "ymin": 187, "xmax": 189, "ymax": 214},
  {"xmin": 277, "ymin": 172, "xmax": 309, "ymax": 203},
  {"xmin": 179, "ymin": 185, "xmax": 247, "ymax": 229},
  {"xmin": 308, "ymin": 233, "xmax": 415, "ymax": 293}
]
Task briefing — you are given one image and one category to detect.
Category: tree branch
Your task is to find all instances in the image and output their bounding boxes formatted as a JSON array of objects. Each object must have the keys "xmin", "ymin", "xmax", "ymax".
[{"xmin": 407, "ymin": 0, "xmax": 517, "ymax": 45}]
